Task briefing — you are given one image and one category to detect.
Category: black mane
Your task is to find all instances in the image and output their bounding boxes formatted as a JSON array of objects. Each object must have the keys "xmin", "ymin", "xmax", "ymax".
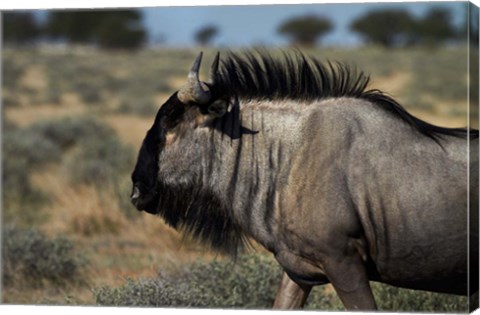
[{"xmin": 212, "ymin": 50, "xmax": 478, "ymax": 141}]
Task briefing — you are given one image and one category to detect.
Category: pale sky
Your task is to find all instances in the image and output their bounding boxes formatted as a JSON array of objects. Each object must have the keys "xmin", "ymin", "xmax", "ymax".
[
  {"xmin": 139, "ymin": 2, "xmax": 466, "ymax": 47},
  {"xmin": 27, "ymin": 1, "xmax": 468, "ymax": 47}
]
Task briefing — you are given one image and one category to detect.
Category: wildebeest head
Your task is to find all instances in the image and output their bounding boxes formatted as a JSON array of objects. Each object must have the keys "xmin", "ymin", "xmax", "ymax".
[{"xmin": 130, "ymin": 52, "xmax": 228, "ymax": 213}]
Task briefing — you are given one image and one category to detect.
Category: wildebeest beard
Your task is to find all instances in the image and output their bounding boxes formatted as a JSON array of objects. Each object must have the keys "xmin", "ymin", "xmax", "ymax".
[{"xmin": 152, "ymin": 180, "xmax": 248, "ymax": 256}]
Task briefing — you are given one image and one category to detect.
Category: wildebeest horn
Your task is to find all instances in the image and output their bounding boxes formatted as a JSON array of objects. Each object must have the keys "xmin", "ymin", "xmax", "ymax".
[
  {"xmin": 209, "ymin": 51, "xmax": 220, "ymax": 84},
  {"xmin": 178, "ymin": 52, "xmax": 211, "ymax": 105}
]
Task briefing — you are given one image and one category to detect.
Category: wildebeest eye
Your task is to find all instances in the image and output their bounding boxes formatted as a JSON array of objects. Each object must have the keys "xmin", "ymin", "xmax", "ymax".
[{"xmin": 207, "ymin": 99, "xmax": 229, "ymax": 118}]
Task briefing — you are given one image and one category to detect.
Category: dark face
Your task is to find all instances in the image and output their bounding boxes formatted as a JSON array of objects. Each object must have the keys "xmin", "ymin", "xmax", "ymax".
[
  {"xmin": 130, "ymin": 93, "xmax": 187, "ymax": 213},
  {"xmin": 130, "ymin": 51, "xmax": 228, "ymax": 214}
]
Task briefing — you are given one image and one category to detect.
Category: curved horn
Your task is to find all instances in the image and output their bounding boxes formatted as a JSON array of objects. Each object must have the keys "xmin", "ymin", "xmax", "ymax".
[
  {"xmin": 209, "ymin": 51, "xmax": 220, "ymax": 84},
  {"xmin": 188, "ymin": 51, "xmax": 203, "ymax": 81},
  {"xmin": 178, "ymin": 52, "xmax": 211, "ymax": 105}
]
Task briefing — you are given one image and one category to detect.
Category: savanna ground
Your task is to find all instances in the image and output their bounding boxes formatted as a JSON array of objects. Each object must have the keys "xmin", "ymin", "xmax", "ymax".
[{"xmin": 2, "ymin": 45, "xmax": 478, "ymax": 311}]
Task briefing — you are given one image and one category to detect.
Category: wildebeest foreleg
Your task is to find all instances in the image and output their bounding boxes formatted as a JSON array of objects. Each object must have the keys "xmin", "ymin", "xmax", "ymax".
[
  {"xmin": 273, "ymin": 272, "xmax": 312, "ymax": 309},
  {"xmin": 323, "ymin": 256, "xmax": 377, "ymax": 310}
]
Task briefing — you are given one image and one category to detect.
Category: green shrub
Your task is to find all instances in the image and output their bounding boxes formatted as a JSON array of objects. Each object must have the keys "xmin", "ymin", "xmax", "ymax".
[
  {"xmin": 2, "ymin": 156, "xmax": 49, "ymax": 226},
  {"xmin": 46, "ymin": 81, "xmax": 62, "ymax": 104},
  {"xmin": 3, "ymin": 116, "xmax": 135, "ymax": 227},
  {"xmin": 407, "ymin": 49, "xmax": 468, "ymax": 101},
  {"xmin": 2, "ymin": 125, "xmax": 61, "ymax": 225},
  {"xmin": 2, "ymin": 226, "xmax": 88, "ymax": 288},
  {"xmin": 66, "ymin": 136, "xmax": 134, "ymax": 187},
  {"xmin": 71, "ymin": 67, "xmax": 106, "ymax": 104},
  {"xmin": 28, "ymin": 116, "xmax": 115, "ymax": 150},
  {"xmin": 3, "ymin": 118, "xmax": 18, "ymax": 131},
  {"xmin": 117, "ymin": 95, "xmax": 158, "ymax": 117},
  {"xmin": 3, "ymin": 128, "xmax": 62, "ymax": 167},
  {"xmin": 94, "ymin": 254, "xmax": 467, "ymax": 312},
  {"xmin": 371, "ymin": 282, "xmax": 467, "ymax": 312},
  {"xmin": 93, "ymin": 254, "xmax": 342, "ymax": 309},
  {"xmin": 155, "ymin": 80, "xmax": 172, "ymax": 94},
  {"xmin": 2, "ymin": 116, "xmax": 132, "ymax": 226},
  {"xmin": 2, "ymin": 93, "xmax": 21, "ymax": 107},
  {"xmin": 94, "ymin": 254, "xmax": 281, "ymax": 308},
  {"xmin": 77, "ymin": 83, "xmax": 103, "ymax": 104},
  {"xmin": 3, "ymin": 57, "xmax": 25, "ymax": 90}
]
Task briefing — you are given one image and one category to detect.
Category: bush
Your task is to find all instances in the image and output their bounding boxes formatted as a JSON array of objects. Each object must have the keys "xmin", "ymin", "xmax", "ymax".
[
  {"xmin": 117, "ymin": 95, "xmax": 158, "ymax": 117},
  {"xmin": 408, "ymin": 49, "xmax": 467, "ymax": 101},
  {"xmin": 371, "ymin": 282, "xmax": 466, "ymax": 312},
  {"xmin": 2, "ymin": 226, "xmax": 87, "ymax": 288},
  {"xmin": 94, "ymin": 254, "xmax": 467, "ymax": 311},
  {"xmin": 93, "ymin": 254, "xmax": 341, "ymax": 309},
  {"xmin": 3, "ymin": 116, "xmax": 135, "ymax": 228},
  {"xmin": 76, "ymin": 82, "xmax": 103, "ymax": 104},
  {"xmin": 3, "ymin": 128, "xmax": 62, "ymax": 167},
  {"xmin": 2, "ymin": 125, "xmax": 61, "ymax": 225},
  {"xmin": 3, "ymin": 57, "xmax": 25, "ymax": 90},
  {"xmin": 94, "ymin": 254, "xmax": 282, "ymax": 308},
  {"xmin": 2, "ymin": 116, "xmax": 132, "ymax": 226},
  {"xmin": 66, "ymin": 136, "xmax": 134, "ymax": 187},
  {"xmin": 2, "ymin": 93, "xmax": 21, "ymax": 107},
  {"xmin": 28, "ymin": 116, "xmax": 116, "ymax": 150},
  {"xmin": 46, "ymin": 80, "xmax": 62, "ymax": 104},
  {"xmin": 29, "ymin": 115, "xmax": 135, "ymax": 187},
  {"xmin": 2, "ymin": 156, "xmax": 49, "ymax": 226}
]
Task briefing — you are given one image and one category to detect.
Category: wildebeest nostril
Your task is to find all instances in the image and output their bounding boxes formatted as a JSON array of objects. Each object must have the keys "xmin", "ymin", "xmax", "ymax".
[{"xmin": 131, "ymin": 186, "xmax": 140, "ymax": 201}]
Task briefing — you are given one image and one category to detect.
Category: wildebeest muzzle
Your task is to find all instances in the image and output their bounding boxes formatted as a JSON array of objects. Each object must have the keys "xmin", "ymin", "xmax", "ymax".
[{"xmin": 130, "ymin": 183, "xmax": 158, "ymax": 214}]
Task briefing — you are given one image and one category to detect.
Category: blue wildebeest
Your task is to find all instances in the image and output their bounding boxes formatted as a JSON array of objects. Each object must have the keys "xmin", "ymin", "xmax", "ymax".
[{"xmin": 130, "ymin": 51, "xmax": 479, "ymax": 310}]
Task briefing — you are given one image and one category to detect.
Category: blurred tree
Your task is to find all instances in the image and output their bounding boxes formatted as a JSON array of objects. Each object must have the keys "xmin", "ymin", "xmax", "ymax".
[
  {"xmin": 45, "ymin": 11, "xmax": 97, "ymax": 43},
  {"xmin": 195, "ymin": 25, "xmax": 219, "ymax": 46},
  {"xmin": 96, "ymin": 11, "xmax": 146, "ymax": 49},
  {"xmin": 417, "ymin": 7, "xmax": 458, "ymax": 47},
  {"xmin": 277, "ymin": 15, "xmax": 333, "ymax": 47},
  {"xmin": 350, "ymin": 9, "xmax": 416, "ymax": 48},
  {"xmin": 44, "ymin": 10, "xmax": 146, "ymax": 49},
  {"xmin": 3, "ymin": 12, "xmax": 40, "ymax": 45}
]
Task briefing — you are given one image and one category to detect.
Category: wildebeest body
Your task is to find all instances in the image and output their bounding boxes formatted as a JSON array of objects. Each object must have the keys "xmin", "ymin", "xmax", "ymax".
[{"xmin": 131, "ymin": 51, "xmax": 478, "ymax": 309}]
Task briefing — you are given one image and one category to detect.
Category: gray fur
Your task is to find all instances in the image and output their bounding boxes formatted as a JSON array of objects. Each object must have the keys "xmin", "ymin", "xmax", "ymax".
[
  {"xmin": 131, "ymin": 52, "xmax": 478, "ymax": 310},
  {"xmin": 155, "ymin": 96, "xmax": 477, "ymax": 308}
]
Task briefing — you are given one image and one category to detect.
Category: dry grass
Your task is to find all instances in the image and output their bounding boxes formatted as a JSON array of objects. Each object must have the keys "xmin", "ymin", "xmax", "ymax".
[
  {"xmin": 30, "ymin": 165, "xmax": 212, "ymax": 259},
  {"xmin": 369, "ymin": 71, "xmax": 411, "ymax": 98},
  {"xmin": 410, "ymin": 108, "xmax": 468, "ymax": 128},
  {"xmin": 31, "ymin": 168, "xmax": 127, "ymax": 236},
  {"xmin": 370, "ymin": 71, "xmax": 469, "ymax": 128},
  {"xmin": 5, "ymin": 93, "xmax": 87, "ymax": 127},
  {"xmin": 20, "ymin": 65, "xmax": 48, "ymax": 92},
  {"xmin": 103, "ymin": 114, "xmax": 152, "ymax": 147},
  {"xmin": 6, "ymin": 161, "xmax": 217, "ymax": 305}
]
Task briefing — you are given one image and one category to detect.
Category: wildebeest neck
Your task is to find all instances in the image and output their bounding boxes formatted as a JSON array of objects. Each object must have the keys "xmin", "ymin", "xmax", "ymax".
[{"xmin": 201, "ymin": 99, "xmax": 310, "ymax": 250}]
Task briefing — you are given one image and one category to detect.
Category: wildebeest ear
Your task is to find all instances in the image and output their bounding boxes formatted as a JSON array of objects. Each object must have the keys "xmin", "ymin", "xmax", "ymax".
[{"xmin": 207, "ymin": 99, "xmax": 228, "ymax": 117}]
